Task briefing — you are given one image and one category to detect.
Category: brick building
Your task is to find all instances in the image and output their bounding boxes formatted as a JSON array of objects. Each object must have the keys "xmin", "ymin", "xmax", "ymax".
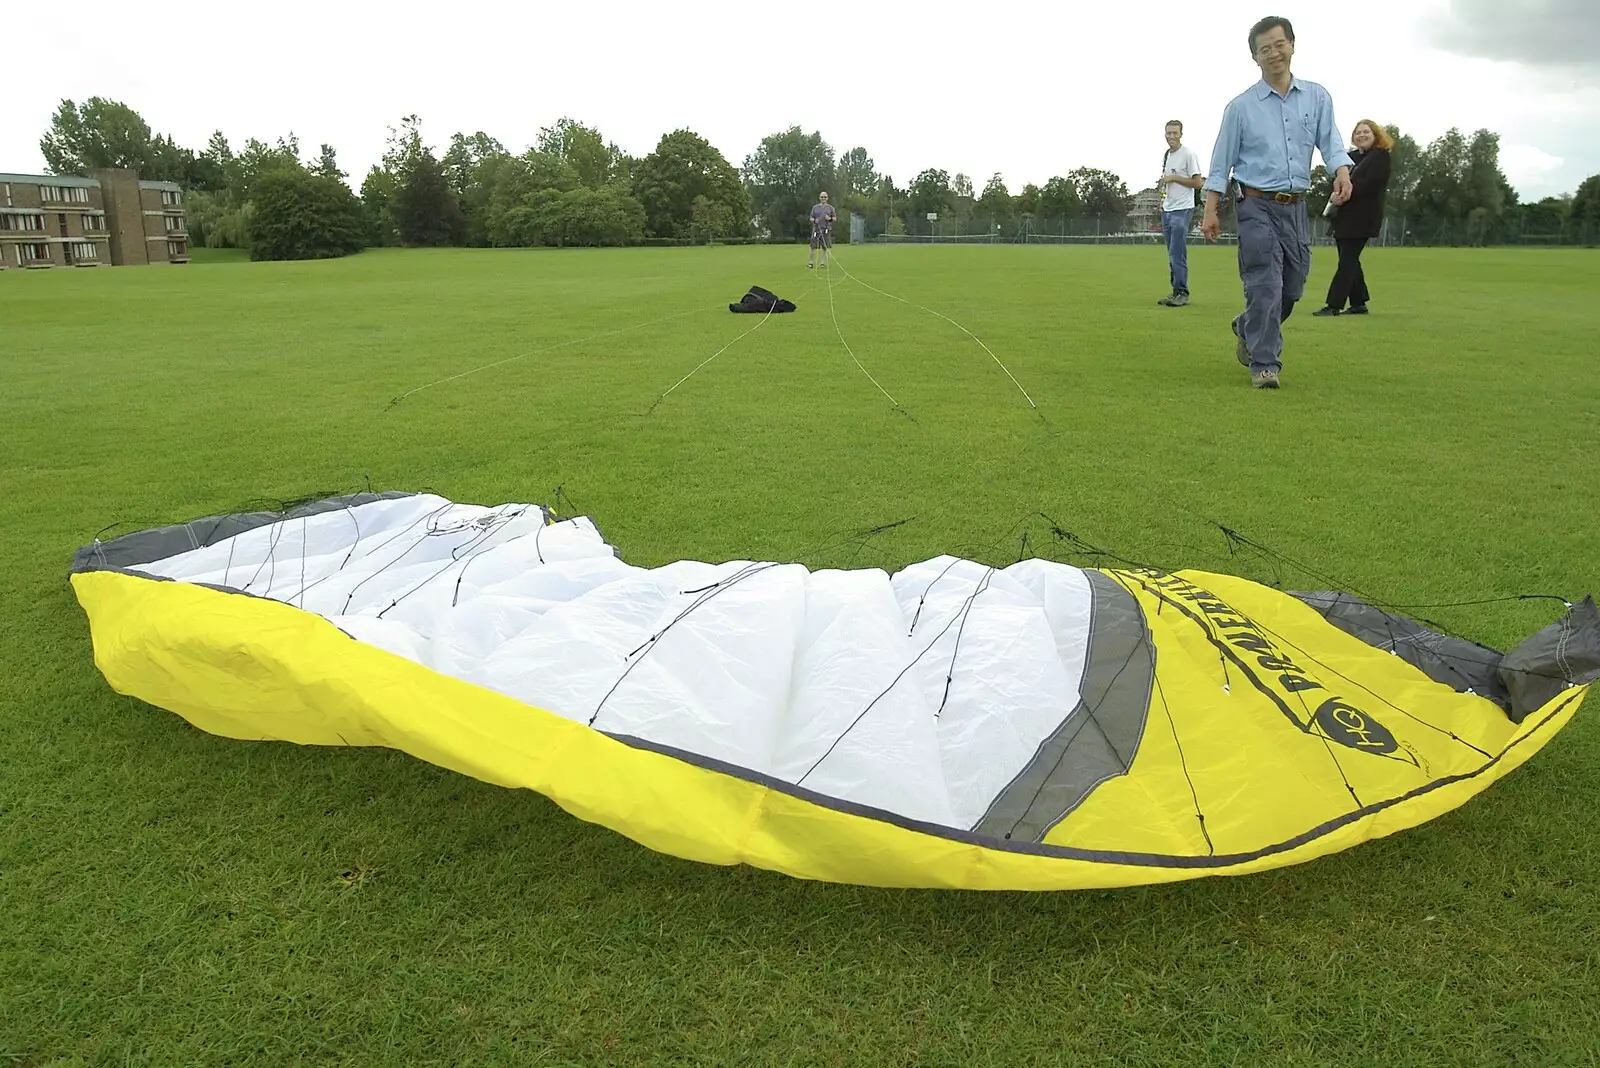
[{"xmin": 0, "ymin": 168, "xmax": 188, "ymax": 269}]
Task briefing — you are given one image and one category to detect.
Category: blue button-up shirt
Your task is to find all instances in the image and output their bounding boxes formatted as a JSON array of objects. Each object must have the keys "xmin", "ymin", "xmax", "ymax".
[{"xmin": 1203, "ymin": 77, "xmax": 1352, "ymax": 195}]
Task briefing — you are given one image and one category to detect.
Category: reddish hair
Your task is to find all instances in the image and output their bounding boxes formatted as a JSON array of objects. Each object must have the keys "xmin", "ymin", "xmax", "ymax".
[{"xmin": 1353, "ymin": 120, "xmax": 1395, "ymax": 151}]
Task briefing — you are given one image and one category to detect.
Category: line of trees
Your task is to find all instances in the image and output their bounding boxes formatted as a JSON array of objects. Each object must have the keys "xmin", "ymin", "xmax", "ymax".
[
  {"xmin": 36, "ymin": 99, "xmax": 1142, "ymax": 260},
  {"xmin": 36, "ymin": 97, "xmax": 1600, "ymax": 260},
  {"xmin": 737, "ymin": 125, "xmax": 1137, "ymax": 240}
]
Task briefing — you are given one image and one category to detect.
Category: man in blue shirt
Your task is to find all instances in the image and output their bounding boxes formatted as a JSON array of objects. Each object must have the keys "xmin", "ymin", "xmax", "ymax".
[{"xmin": 1201, "ymin": 15, "xmax": 1352, "ymax": 389}]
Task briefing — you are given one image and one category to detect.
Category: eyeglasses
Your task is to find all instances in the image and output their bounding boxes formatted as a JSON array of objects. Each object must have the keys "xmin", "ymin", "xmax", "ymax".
[{"xmin": 1255, "ymin": 40, "xmax": 1291, "ymax": 58}]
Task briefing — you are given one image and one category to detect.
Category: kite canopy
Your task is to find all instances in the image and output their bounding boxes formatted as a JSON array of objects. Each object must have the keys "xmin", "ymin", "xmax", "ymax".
[{"xmin": 69, "ymin": 492, "xmax": 1598, "ymax": 890}]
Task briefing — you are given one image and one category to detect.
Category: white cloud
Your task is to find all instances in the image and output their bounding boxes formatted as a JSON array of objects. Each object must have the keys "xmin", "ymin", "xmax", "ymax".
[
  {"xmin": 1428, "ymin": 0, "xmax": 1600, "ymax": 72},
  {"xmin": 1500, "ymin": 143, "xmax": 1565, "ymax": 188}
]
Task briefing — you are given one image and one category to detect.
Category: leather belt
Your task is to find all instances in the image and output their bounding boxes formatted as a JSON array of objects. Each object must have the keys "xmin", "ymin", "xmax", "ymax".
[{"xmin": 1241, "ymin": 186, "xmax": 1305, "ymax": 204}]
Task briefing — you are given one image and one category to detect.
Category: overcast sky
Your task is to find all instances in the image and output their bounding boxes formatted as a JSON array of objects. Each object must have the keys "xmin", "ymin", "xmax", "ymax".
[{"xmin": 3, "ymin": 0, "xmax": 1596, "ymax": 201}]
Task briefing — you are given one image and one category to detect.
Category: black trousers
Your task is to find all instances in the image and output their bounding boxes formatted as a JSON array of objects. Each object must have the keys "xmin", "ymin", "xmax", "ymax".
[{"xmin": 1325, "ymin": 237, "xmax": 1370, "ymax": 310}]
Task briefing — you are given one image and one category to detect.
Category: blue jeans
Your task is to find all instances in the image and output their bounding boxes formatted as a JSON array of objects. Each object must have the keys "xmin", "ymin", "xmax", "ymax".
[
  {"xmin": 1234, "ymin": 194, "xmax": 1310, "ymax": 374},
  {"xmin": 1162, "ymin": 209, "xmax": 1192, "ymax": 294}
]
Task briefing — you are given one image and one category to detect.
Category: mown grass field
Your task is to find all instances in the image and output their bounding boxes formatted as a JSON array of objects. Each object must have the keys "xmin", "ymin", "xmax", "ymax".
[{"xmin": 3, "ymin": 242, "xmax": 1598, "ymax": 1066}]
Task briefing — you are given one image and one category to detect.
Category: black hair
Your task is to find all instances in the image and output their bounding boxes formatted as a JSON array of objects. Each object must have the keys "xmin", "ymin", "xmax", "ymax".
[
  {"xmin": 1248, "ymin": 15, "xmax": 1294, "ymax": 55},
  {"xmin": 1165, "ymin": 120, "xmax": 1183, "ymax": 132}
]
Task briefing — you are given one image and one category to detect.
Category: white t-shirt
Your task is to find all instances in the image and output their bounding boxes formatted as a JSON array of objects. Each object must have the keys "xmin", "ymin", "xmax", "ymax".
[{"xmin": 1161, "ymin": 144, "xmax": 1203, "ymax": 211}]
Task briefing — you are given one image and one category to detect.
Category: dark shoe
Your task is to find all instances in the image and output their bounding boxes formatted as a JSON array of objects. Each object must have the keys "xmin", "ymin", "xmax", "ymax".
[
  {"xmin": 1345, "ymin": 304, "xmax": 1369, "ymax": 314},
  {"xmin": 1312, "ymin": 306, "xmax": 1341, "ymax": 316},
  {"xmin": 1232, "ymin": 316, "xmax": 1250, "ymax": 366},
  {"xmin": 1158, "ymin": 292, "xmax": 1190, "ymax": 306},
  {"xmin": 1252, "ymin": 369, "xmax": 1280, "ymax": 389}
]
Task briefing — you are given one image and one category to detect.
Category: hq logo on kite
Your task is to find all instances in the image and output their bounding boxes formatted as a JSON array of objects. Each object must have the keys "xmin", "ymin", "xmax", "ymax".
[{"xmin": 71, "ymin": 492, "xmax": 1599, "ymax": 890}]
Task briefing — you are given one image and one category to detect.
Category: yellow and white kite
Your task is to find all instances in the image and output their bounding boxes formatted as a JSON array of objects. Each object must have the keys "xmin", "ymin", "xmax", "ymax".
[{"xmin": 70, "ymin": 492, "xmax": 1597, "ymax": 890}]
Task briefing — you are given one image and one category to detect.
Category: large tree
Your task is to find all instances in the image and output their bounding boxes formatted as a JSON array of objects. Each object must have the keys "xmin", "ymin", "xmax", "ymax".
[
  {"xmin": 1465, "ymin": 128, "xmax": 1512, "ymax": 222},
  {"xmin": 551, "ymin": 186, "xmax": 647, "ymax": 246},
  {"xmin": 442, "ymin": 132, "xmax": 508, "ymax": 196},
  {"xmin": 1411, "ymin": 127, "xmax": 1471, "ymax": 222},
  {"xmin": 868, "ymin": 175, "xmax": 908, "ymax": 235},
  {"xmin": 479, "ymin": 149, "xmax": 581, "ymax": 245},
  {"xmin": 442, "ymin": 131, "xmax": 512, "ymax": 245},
  {"xmin": 1407, "ymin": 127, "xmax": 1517, "ymax": 241},
  {"xmin": 951, "ymin": 173, "xmax": 975, "ymax": 221},
  {"xmin": 249, "ymin": 167, "xmax": 366, "ymax": 261},
  {"xmin": 484, "ymin": 183, "xmax": 645, "ymax": 248},
  {"xmin": 185, "ymin": 130, "xmax": 234, "ymax": 191},
  {"xmin": 39, "ymin": 97, "xmax": 192, "ymax": 182},
  {"xmin": 1571, "ymin": 174, "xmax": 1600, "ymax": 230},
  {"xmin": 908, "ymin": 168, "xmax": 953, "ymax": 223},
  {"xmin": 537, "ymin": 118, "xmax": 624, "ymax": 189},
  {"xmin": 1382, "ymin": 125, "xmax": 1422, "ymax": 218},
  {"xmin": 183, "ymin": 189, "xmax": 251, "ymax": 249},
  {"xmin": 1517, "ymin": 195, "xmax": 1570, "ymax": 236},
  {"xmin": 835, "ymin": 147, "xmax": 877, "ymax": 199},
  {"xmin": 229, "ymin": 136, "xmax": 303, "ymax": 201},
  {"xmin": 1308, "ymin": 164, "xmax": 1333, "ymax": 219},
  {"xmin": 1068, "ymin": 167, "xmax": 1132, "ymax": 218},
  {"xmin": 743, "ymin": 127, "xmax": 834, "ymax": 240},
  {"xmin": 1014, "ymin": 182, "xmax": 1042, "ymax": 218},
  {"xmin": 385, "ymin": 116, "xmax": 465, "ymax": 246},
  {"xmin": 360, "ymin": 166, "xmax": 399, "ymax": 247},
  {"xmin": 976, "ymin": 173, "xmax": 1012, "ymax": 223},
  {"xmin": 1035, "ymin": 176, "xmax": 1081, "ymax": 221},
  {"xmin": 394, "ymin": 150, "xmax": 464, "ymax": 246},
  {"xmin": 41, "ymin": 97, "xmax": 151, "ymax": 172},
  {"xmin": 631, "ymin": 129, "xmax": 748, "ymax": 239},
  {"xmin": 312, "ymin": 144, "xmax": 345, "ymax": 181}
]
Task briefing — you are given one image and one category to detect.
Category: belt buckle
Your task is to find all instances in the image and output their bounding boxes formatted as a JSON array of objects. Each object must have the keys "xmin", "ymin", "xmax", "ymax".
[{"xmin": 1273, "ymin": 192, "xmax": 1296, "ymax": 204}]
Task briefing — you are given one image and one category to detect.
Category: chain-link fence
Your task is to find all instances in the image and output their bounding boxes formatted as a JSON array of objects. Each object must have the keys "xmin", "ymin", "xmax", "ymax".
[
  {"xmin": 842, "ymin": 211, "xmax": 1600, "ymax": 248},
  {"xmin": 633, "ymin": 211, "xmax": 1599, "ymax": 248},
  {"xmin": 1319, "ymin": 215, "xmax": 1600, "ymax": 248}
]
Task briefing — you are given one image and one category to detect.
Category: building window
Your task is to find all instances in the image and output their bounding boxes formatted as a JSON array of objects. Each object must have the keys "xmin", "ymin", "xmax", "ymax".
[
  {"xmin": 72, "ymin": 242, "xmax": 99, "ymax": 260},
  {"xmin": 1, "ymin": 213, "xmax": 46, "ymax": 232},
  {"xmin": 17, "ymin": 243, "xmax": 50, "ymax": 263},
  {"xmin": 2, "ymin": 183, "xmax": 10, "ymax": 207},
  {"xmin": 39, "ymin": 185, "xmax": 89, "ymax": 204},
  {"xmin": 81, "ymin": 213, "xmax": 106, "ymax": 231},
  {"xmin": 167, "ymin": 240, "xmax": 188, "ymax": 259},
  {"xmin": 161, "ymin": 189, "xmax": 182, "ymax": 206},
  {"xmin": 164, "ymin": 214, "xmax": 185, "ymax": 232}
]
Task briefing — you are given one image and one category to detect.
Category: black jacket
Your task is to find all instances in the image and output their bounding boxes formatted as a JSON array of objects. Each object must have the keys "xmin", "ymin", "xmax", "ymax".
[{"xmin": 1331, "ymin": 147, "xmax": 1392, "ymax": 240}]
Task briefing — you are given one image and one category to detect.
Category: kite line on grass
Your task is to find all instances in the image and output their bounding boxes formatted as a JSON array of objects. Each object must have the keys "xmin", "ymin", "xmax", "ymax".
[
  {"xmin": 385, "ymin": 305, "xmax": 714, "ymax": 411},
  {"xmin": 825, "ymin": 258, "xmax": 912, "ymax": 420},
  {"xmin": 829, "ymin": 251, "xmax": 1042, "ymax": 418}
]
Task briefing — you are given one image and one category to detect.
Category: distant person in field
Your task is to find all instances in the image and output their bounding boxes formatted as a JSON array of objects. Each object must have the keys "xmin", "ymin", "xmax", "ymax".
[
  {"xmin": 808, "ymin": 191, "xmax": 837, "ymax": 268},
  {"xmin": 1156, "ymin": 120, "xmax": 1205, "ymax": 307},
  {"xmin": 1201, "ymin": 14, "xmax": 1352, "ymax": 389},
  {"xmin": 1314, "ymin": 119, "xmax": 1394, "ymax": 317}
]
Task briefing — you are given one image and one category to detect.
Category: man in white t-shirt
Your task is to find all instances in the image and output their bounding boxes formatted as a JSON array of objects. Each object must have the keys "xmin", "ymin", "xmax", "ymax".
[{"xmin": 1156, "ymin": 120, "xmax": 1205, "ymax": 306}]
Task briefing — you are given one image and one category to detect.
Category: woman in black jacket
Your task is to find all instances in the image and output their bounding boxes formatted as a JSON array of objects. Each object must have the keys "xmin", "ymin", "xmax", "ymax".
[{"xmin": 1315, "ymin": 120, "xmax": 1393, "ymax": 316}]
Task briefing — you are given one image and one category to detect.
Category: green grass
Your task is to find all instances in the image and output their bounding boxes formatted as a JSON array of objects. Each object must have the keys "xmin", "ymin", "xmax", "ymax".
[
  {"xmin": 3, "ymin": 244, "xmax": 1598, "ymax": 1066},
  {"xmin": 186, "ymin": 247, "xmax": 251, "ymax": 265}
]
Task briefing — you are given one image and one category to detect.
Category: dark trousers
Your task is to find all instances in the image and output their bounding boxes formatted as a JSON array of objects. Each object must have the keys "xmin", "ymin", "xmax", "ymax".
[
  {"xmin": 1325, "ymin": 238, "xmax": 1370, "ymax": 310},
  {"xmin": 1235, "ymin": 194, "xmax": 1310, "ymax": 374}
]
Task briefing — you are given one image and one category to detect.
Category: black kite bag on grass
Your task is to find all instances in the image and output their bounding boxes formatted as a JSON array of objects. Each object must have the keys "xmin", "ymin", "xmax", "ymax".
[{"xmin": 730, "ymin": 286, "xmax": 796, "ymax": 313}]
